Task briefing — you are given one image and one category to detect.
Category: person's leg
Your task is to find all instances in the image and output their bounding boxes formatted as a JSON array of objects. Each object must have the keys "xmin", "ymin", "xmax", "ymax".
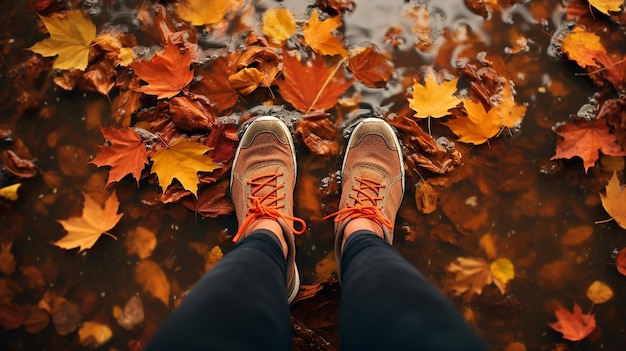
[
  {"xmin": 340, "ymin": 231, "xmax": 489, "ymax": 350},
  {"xmin": 325, "ymin": 118, "xmax": 488, "ymax": 350},
  {"xmin": 146, "ymin": 230, "xmax": 291, "ymax": 351}
]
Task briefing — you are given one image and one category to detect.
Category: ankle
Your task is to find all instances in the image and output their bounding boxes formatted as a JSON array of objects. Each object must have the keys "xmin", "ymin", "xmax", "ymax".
[
  {"xmin": 343, "ymin": 218, "xmax": 384, "ymax": 242},
  {"xmin": 246, "ymin": 219, "xmax": 288, "ymax": 258}
]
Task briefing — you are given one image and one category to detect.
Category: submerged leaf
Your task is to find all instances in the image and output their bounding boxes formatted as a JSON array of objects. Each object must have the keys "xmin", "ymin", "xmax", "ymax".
[
  {"xmin": 599, "ymin": 172, "xmax": 626, "ymax": 229},
  {"xmin": 548, "ymin": 304, "xmax": 596, "ymax": 341},
  {"xmin": 78, "ymin": 321, "xmax": 112, "ymax": 348},
  {"xmin": 586, "ymin": 280, "xmax": 613, "ymax": 304},
  {"xmin": 134, "ymin": 260, "xmax": 170, "ymax": 306}
]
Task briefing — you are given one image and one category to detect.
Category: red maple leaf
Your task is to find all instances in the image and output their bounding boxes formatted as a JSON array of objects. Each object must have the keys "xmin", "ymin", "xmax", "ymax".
[
  {"xmin": 131, "ymin": 41, "xmax": 194, "ymax": 99},
  {"xmin": 551, "ymin": 117, "xmax": 626, "ymax": 172},
  {"xmin": 348, "ymin": 45, "xmax": 394, "ymax": 88},
  {"xmin": 276, "ymin": 54, "xmax": 352, "ymax": 113},
  {"xmin": 90, "ymin": 127, "xmax": 149, "ymax": 186},
  {"xmin": 548, "ymin": 304, "xmax": 596, "ymax": 341}
]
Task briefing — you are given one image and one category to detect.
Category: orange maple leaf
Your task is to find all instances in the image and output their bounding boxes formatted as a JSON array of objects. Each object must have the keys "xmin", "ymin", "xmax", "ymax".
[
  {"xmin": 303, "ymin": 11, "xmax": 348, "ymax": 57},
  {"xmin": 348, "ymin": 45, "xmax": 394, "ymax": 88},
  {"xmin": 90, "ymin": 127, "xmax": 149, "ymax": 186},
  {"xmin": 551, "ymin": 117, "xmax": 626, "ymax": 172},
  {"xmin": 599, "ymin": 172, "xmax": 626, "ymax": 230},
  {"xmin": 445, "ymin": 100, "xmax": 500, "ymax": 145},
  {"xmin": 194, "ymin": 57, "xmax": 238, "ymax": 114},
  {"xmin": 53, "ymin": 192, "xmax": 123, "ymax": 253},
  {"xmin": 561, "ymin": 26, "xmax": 607, "ymax": 69},
  {"xmin": 276, "ymin": 54, "xmax": 352, "ymax": 113},
  {"xmin": 131, "ymin": 41, "xmax": 194, "ymax": 99},
  {"xmin": 548, "ymin": 304, "xmax": 596, "ymax": 341}
]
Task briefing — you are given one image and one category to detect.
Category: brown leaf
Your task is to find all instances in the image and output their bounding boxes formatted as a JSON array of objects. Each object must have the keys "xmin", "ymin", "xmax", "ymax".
[
  {"xmin": 194, "ymin": 57, "xmax": 239, "ymax": 114},
  {"xmin": 169, "ymin": 94, "xmax": 217, "ymax": 132},
  {"xmin": 295, "ymin": 114, "xmax": 339, "ymax": 155},
  {"xmin": 22, "ymin": 305, "xmax": 50, "ymax": 334},
  {"xmin": 56, "ymin": 145, "xmax": 90, "ymax": 177},
  {"xmin": 415, "ymin": 180, "xmax": 437, "ymax": 214},
  {"xmin": 125, "ymin": 226, "xmax": 156, "ymax": 259},
  {"xmin": 348, "ymin": 45, "xmax": 394, "ymax": 88},
  {"xmin": 616, "ymin": 247, "xmax": 626, "ymax": 276},
  {"xmin": 180, "ymin": 182, "xmax": 234, "ymax": 218},
  {"xmin": 1, "ymin": 150, "xmax": 37, "ymax": 178},
  {"xmin": 0, "ymin": 242, "xmax": 16, "ymax": 275},
  {"xmin": 560, "ymin": 225, "xmax": 594, "ymax": 246},
  {"xmin": 0, "ymin": 302, "xmax": 24, "ymax": 330},
  {"xmin": 52, "ymin": 300, "xmax": 81, "ymax": 336},
  {"xmin": 134, "ymin": 260, "xmax": 170, "ymax": 306},
  {"xmin": 116, "ymin": 296, "xmax": 144, "ymax": 330}
]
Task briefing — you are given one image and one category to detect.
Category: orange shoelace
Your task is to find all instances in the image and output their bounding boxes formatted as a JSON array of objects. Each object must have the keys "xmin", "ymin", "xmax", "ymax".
[
  {"xmin": 323, "ymin": 176, "xmax": 393, "ymax": 229},
  {"xmin": 233, "ymin": 172, "xmax": 306, "ymax": 242}
]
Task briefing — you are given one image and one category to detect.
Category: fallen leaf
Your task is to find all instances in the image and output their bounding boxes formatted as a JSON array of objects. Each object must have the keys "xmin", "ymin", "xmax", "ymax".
[
  {"xmin": 303, "ymin": 11, "xmax": 348, "ymax": 57},
  {"xmin": 490, "ymin": 258, "xmax": 515, "ymax": 292},
  {"xmin": 52, "ymin": 300, "xmax": 81, "ymax": 336},
  {"xmin": 548, "ymin": 304, "xmax": 596, "ymax": 341},
  {"xmin": 445, "ymin": 100, "xmax": 500, "ymax": 145},
  {"xmin": 560, "ymin": 225, "xmax": 594, "ymax": 246},
  {"xmin": 277, "ymin": 54, "xmax": 352, "ymax": 113},
  {"xmin": 479, "ymin": 234, "xmax": 498, "ymax": 260},
  {"xmin": 175, "ymin": 0, "xmax": 233, "ymax": 26},
  {"xmin": 551, "ymin": 118, "xmax": 626, "ymax": 172},
  {"xmin": 447, "ymin": 257, "xmax": 492, "ymax": 295},
  {"xmin": 586, "ymin": 280, "xmax": 613, "ymax": 304},
  {"xmin": 151, "ymin": 139, "xmax": 220, "ymax": 196},
  {"xmin": 408, "ymin": 70, "xmax": 461, "ymax": 118},
  {"xmin": 78, "ymin": 321, "xmax": 112, "ymax": 348},
  {"xmin": 22, "ymin": 305, "xmax": 50, "ymax": 334},
  {"xmin": 599, "ymin": 172, "xmax": 626, "ymax": 229},
  {"xmin": 90, "ymin": 127, "xmax": 150, "ymax": 186},
  {"xmin": 53, "ymin": 192, "xmax": 123, "ymax": 253},
  {"xmin": 116, "ymin": 296, "xmax": 144, "ymax": 330},
  {"xmin": 0, "ymin": 302, "xmax": 24, "ymax": 330},
  {"xmin": 194, "ymin": 57, "xmax": 238, "ymax": 114},
  {"xmin": 125, "ymin": 226, "xmax": 156, "ymax": 259},
  {"xmin": 0, "ymin": 183, "xmax": 20, "ymax": 201},
  {"xmin": 588, "ymin": 0, "xmax": 623, "ymax": 15},
  {"xmin": 131, "ymin": 41, "xmax": 194, "ymax": 99},
  {"xmin": 1, "ymin": 150, "xmax": 37, "ymax": 178},
  {"xmin": 204, "ymin": 246, "xmax": 223, "ymax": 272},
  {"xmin": 616, "ymin": 247, "xmax": 626, "ymax": 276},
  {"xmin": 295, "ymin": 114, "xmax": 339, "ymax": 155},
  {"xmin": 180, "ymin": 182, "xmax": 234, "ymax": 218},
  {"xmin": 496, "ymin": 82, "xmax": 526, "ymax": 129},
  {"xmin": 0, "ymin": 243, "xmax": 16, "ymax": 275},
  {"xmin": 56, "ymin": 145, "xmax": 90, "ymax": 177},
  {"xmin": 348, "ymin": 45, "xmax": 394, "ymax": 88},
  {"xmin": 414, "ymin": 180, "xmax": 437, "ymax": 214},
  {"xmin": 228, "ymin": 67, "xmax": 265, "ymax": 95},
  {"xmin": 263, "ymin": 7, "xmax": 296, "ymax": 44},
  {"xmin": 169, "ymin": 94, "xmax": 217, "ymax": 131},
  {"xmin": 561, "ymin": 26, "xmax": 606, "ymax": 69},
  {"xmin": 134, "ymin": 260, "xmax": 170, "ymax": 306},
  {"xmin": 27, "ymin": 11, "xmax": 96, "ymax": 70}
]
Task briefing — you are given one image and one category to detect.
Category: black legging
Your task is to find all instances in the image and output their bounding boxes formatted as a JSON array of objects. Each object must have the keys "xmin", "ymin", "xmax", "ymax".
[{"xmin": 146, "ymin": 230, "xmax": 489, "ymax": 351}]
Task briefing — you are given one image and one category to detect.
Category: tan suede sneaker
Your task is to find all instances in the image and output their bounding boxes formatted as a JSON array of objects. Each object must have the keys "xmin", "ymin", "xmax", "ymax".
[
  {"xmin": 324, "ymin": 118, "xmax": 405, "ymax": 277},
  {"xmin": 230, "ymin": 116, "xmax": 306, "ymax": 303}
]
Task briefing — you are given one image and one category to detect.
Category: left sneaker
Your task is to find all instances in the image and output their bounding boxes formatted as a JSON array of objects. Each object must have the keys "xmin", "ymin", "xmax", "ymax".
[{"xmin": 230, "ymin": 116, "xmax": 306, "ymax": 303}]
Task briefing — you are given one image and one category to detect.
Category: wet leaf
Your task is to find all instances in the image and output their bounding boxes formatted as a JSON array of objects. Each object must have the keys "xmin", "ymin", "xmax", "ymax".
[
  {"xmin": 408, "ymin": 71, "xmax": 461, "ymax": 118},
  {"xmin": 479, "ymin": 234, "xmax": 498, "ymax": 260},
  {"xmin": 262, "ymin": 7, "xmax": 296, "ymax": 44},
  {"xmin": 169, "ymin": 94, "xmax": 217, "ymax": 131},
  {"xmin": 53, "ymin": 192, "xmax": 123, "ymax": 253},
  {"xmin": 22, "ymin": 305, "xmax": 50, "ymax": 334},
  {"xmin": 414, "ymin": 180, "xmax": 437, "ymax": 214},
  {"xmin": 447, "ymin": 257, "xmax": 492, "ymax": 296},
  {"xmin": 195, "ymin": 57, "xmax": 238, "ymax": 114},
  {"xmin": 0, "ymin": 243, "xmax": 16, "ymax": 275},
  {"xmin": 561, "ymin": 26, "xmax": 606, "ymax": 69},
  {"xmin": 1, "ymin": 150, "xmax": 37, "ymax": 178},
  {"xmin": 180, "ymin": 182, "xmax": 234, "ymax": 218},
  {"xmin": 616, "ymin": 247, "xmax": 626, "ymax": 276},
  {"xmin": 228, "ymin": 67, "xmax": 265, "ymax": 95},
  {"xmin": 548, "ymin": 304, "xmax": 596, "ymax": 341},
  {"xmin": 277, "ymin": 54, "xmax": 352, "ymax": 113},
  {"xmin": 303, "ymin": 11, "xmax": 348, "ymax": 57},
  {"xmin": 131, "ymin": 41, "xmax": 194, "ymax": 99},
  {"xmin": 586, "ymin": 280, "xmax": 613, "ymax": 304},
  {"xmin": 134, "ymin": 260, "xmax": 170, "ymax": 306},
  {"xmin": 551, "ymin": 117, "xmax": 626, "ymax": 172},
  {"xmin": 56, "ymin": 145, "xmax": 90, "ymax": 177},
  {"xmin": 496, "ymin": 82, "xmax": 526, "ymax": 129},
  {"xmin": 27, "ymin": 11, "xmax": 96, "ymax": 70},
  {"xmin": 588, "ymin": 0, "xmax": 623, "ymax": 16},
  {"xmin": 90, "ymin": 127, "xmax": 150, "ymax": 186},
  {"xmin": 204, "ymin": 246, "xmax": 223, "ymax": 272},
  {"xmin": 599, "ymin": 172, "xmax": 626, "ymax": 229},
  {"xmin": 348, "ymin": 45, "xmax": 394, "ymax": 88},
  {"xmin": 0, "ymin": 183, "xmax": 20, "ymax": 201},
  {"xmin": 445, "ymin": 100, "xmax": 500, "ymax": 145},
  {"xmin": 560, "ymin": 225, "xmax": 594, "ymax": 246},
  {"xmin": 490, "ymin": 258, "xmax": 514, "ymax": 286},
  {"xmin": 78, "ymin": 321, "xmax": 112, "ymax": 348},
  {"xmin": 52, "ymin": 300, "xmax": 81, "ymax": 336},
  {"xmin": 151, "ymin": 139, "xmax": 220, "ymax": 196},
  {"xmin": 175, "ymin": 0, "xmax": 233, "ymax": 26},
  {"xmin": 125, "ymin": 226, "xmax": 156, "ymax": 259},
  {"xmin": 295, "ymin": 114, "xmax": 339, "ymax": 155},
  {"xmin": 0, "ymin": 302, "xmax": 24, "ymax": 330},
  {"xmin": 116, "ymin": 296, "xmax": 144, "ymax": 330}
]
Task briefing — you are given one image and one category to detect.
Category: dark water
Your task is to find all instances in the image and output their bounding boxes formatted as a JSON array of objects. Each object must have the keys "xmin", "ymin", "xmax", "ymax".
[{"xmin": 1, "ymin": 0, "xmax": 625, "ymax": 350}]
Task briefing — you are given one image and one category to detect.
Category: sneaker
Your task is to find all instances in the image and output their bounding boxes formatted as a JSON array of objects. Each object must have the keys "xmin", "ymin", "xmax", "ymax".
[
  {"xmin": 230, "ymin": 116, "xmax": 306, "ymax": 303},
  {"xmin": 323, "ymin": 118, "xmax": 405, "ymax": 277}
]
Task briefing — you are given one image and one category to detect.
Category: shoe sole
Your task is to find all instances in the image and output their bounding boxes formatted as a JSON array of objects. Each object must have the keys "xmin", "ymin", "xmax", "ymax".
[
  {"xmin": 230, "ymin": 115, "xmax": 301, "ymax": 304},
  {"xmin": 342, "ymin": 117, "xmax": 406, "ymax": 193}
]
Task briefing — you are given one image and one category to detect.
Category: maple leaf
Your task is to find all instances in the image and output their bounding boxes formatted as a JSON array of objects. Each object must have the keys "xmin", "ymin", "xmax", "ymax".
[
  {"xmin": 496, "ymin": 83, "xmax": 526, "ymax": 129},
  {"xmin": 228, "ymin": 67, "xmax": 265, "ymax": 95},
  {"xmin": 445, "ymin": 100, "xmax": 500, "ymax": 145},
  {"xmin": 150, "ymin": 139, "xmax": 221, "ymax": 196},
  {"xmin": 588, "ymin": 0, "xmax": 623, "ymax": 15},
  {"xmin": 447, "ymin": 257, "xmax": 492, "ymax": 295},
  {"xmin": 551, "ymin": 117, "xmax": 626, "ymax": 172},
  {"xmin": 194, "ymin": 57, "xmax": 239, "ymax": 114},
  {"xmin": 348, "ymin": 45, "xmax": 394, "ymax": 88},
  {"xmin": 262, "ymin": 7, "xmax": 296, "ymax": 44},
  {"xmin": 276, "ymin": 54, "xmax": 352, "ymax": 113},
  {"xmin": 131, "ymin": 41, "xmax": 194, "ymax": 99},
  {"xmin": 548, "ymin": 304, "xmax": 596, "ymax": 341},
  {"xmin": 53, "ymin": 192, "xmax": 123, "ymax": 253},
  {"xmin": 303, "ymin": 11, "xmax": 348, "ymax": 57},
  {"xmin": 599, "ymin": 172, "xmax": 626, "ymax": 229},
  {"xmin": 175, "ymin": 0, "xmax": 233, "ymax": 26},
  {"xmin": 561, "ymin": 26, "xmax": 607, "ymax": 69},
  {"xmin": 28, "ymin": 11, "xmax": 96, "ymax": 70},
  {"xmin": 408, "ymin": 71, "xmax": 461, "ymax": 118},
  {"xmin": 90, "ymin": 127, "xmax": 149, "ymax": 186}
]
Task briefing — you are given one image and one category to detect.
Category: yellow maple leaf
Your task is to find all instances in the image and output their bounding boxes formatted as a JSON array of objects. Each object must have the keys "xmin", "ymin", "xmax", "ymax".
[
  {"xmin": 588, "ymin": 0, "xmax": 623, "ymax": 15},
  {"xmin": 27, "ymin": 11, "xmax": 96, "ymax": 71},
  {"xmin": 497, "ymin": 83, "xmax": 526, "ymax": 129},
  {"xmin": 54, "ymin": 192, "xmax": 123, "ymax": 253},
  {"xmin": 263, "ymin": 7, "xmax": 296, "ymax": 45},
  {"xmin": 408, "ymin": 71, "xmax": 461, "ymax": 118},
  {"xmin": 151, "ymin": 139, "xmax": 220, "ymax": 196},
  {"xmin": 445, "ymin": 100, "xmax": 500, "ymax": 145},
  {"xmin": 599, "ymin": 172, "xmax": 626, "ymax": 229},
  {"xmin": 175, "ymin": 0, "xmax": 233, "ymax": 26},
  {"xmin": 303, "ymin": 11, "xmax": 348, "ymax": 57},
  {"xmin": 562, "ymin": 26, "xmax": 606, "ymax": 69}
]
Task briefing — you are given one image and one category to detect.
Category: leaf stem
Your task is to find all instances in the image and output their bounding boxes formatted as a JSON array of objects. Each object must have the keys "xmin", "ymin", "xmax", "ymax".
[
  {"xmin": 306, "ymin": 57, "xmax": 348, "ymax": 114},
  {"xmin": 594, "ymin": 218, "xmax": 614, "ymax": 224}
]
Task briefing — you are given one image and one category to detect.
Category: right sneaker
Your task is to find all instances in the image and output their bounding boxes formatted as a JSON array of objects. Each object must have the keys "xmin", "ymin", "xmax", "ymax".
[{"xmin": 323, "ymin": 118, "xmax": 405, "ymax": 278}]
